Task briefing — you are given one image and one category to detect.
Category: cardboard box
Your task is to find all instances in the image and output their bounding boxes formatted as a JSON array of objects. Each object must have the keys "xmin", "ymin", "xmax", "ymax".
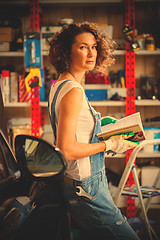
[
  {"xmin": 0, "ymin": 42, "xmax": 10, "ymax": 51},
  {"xmin": 24, "ymin": 32, "xmax": 42, "ymax": 67},
  {"xmin": 141, "ymin": 166, "xmax": 160, "ymax": 204},
  {"xmin": 98, "ymin": 25, "xmax": 113, "ymax": 39},
  {"xmin": 0, "ymin": 27, "xmax": 14, "ymax": 42},
  {"xmin": 40, "ymin": 25, "xmax": 62, "ymax": 53}
]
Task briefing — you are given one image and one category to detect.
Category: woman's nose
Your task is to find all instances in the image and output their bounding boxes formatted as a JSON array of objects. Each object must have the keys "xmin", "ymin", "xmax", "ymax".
[{"xmin": 87, "ymin": 48, "xmax": 93, "ymax": 57}]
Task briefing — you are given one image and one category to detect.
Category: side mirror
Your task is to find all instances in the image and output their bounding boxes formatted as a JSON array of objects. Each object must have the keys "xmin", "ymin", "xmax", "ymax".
[{"xmin": 15, "ymin": 135, "xmax": 67, "ymax": 180}]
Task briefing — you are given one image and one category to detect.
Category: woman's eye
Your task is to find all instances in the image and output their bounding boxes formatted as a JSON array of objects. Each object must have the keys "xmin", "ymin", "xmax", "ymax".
[
  {"xmin": 80, "ymin": 46, "xmax": 86, "ymax": 49},
  {"xmin": 92, "ymin": 46, "xmax": 97, "ymax": 49}
]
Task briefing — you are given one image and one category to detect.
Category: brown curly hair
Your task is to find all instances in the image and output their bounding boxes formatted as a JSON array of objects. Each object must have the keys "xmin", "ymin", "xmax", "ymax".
[{"xmin": 49, "ymin": 22, "xmax": 116, "ymax": 73}]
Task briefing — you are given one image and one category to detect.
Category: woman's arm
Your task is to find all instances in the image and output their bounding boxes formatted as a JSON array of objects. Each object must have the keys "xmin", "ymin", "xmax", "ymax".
[{"xmin": 56, "ymin": 87, "xmax": 105, "ymax": 161}]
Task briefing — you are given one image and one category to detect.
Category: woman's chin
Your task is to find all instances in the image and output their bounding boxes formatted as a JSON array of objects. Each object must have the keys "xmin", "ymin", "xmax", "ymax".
[{"xmin": 86, "ymin": 65, "xmax": 95, "ymax": 71}]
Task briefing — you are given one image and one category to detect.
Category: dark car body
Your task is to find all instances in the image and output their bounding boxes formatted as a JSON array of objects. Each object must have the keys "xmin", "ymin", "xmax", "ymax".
[
  {"xmin": 0, "ymin": 83, "xmax": 71, "ymax": 240},
  {"xmin": 0, "ymin": 129, "xmax": 70, "ymax": 240},
  {"xmin": 0, "ymin": 123, "xmax": 71, "ymax": 240}
]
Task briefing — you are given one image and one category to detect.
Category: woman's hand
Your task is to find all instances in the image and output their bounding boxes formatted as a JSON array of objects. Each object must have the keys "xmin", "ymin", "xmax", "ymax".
[{"xmin": 103, "ymin": 134, "xmax": 139, "ymax": 154}]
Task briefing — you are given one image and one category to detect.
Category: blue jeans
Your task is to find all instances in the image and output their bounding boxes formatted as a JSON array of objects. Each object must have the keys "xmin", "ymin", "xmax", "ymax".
[{"xmin": 64, "ymin": 168, "xmax": 139, "ymax": 240}]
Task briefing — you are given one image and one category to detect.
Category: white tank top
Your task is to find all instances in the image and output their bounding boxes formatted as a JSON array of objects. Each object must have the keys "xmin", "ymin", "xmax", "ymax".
[{"xmin": 48, "ymin": 80, "xmax": 95, "ymax": 180}]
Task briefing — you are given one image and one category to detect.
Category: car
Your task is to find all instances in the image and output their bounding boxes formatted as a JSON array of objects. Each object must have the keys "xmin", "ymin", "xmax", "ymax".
[{"xmin": 0, "ymin": 129, "xmax": 70, "ymax": 240}]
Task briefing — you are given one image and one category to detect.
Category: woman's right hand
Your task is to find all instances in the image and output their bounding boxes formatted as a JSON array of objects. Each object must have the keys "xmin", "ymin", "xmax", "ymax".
[{"xmin": 103, "ymin": 134, "xmax": 139, "ymax": 154}]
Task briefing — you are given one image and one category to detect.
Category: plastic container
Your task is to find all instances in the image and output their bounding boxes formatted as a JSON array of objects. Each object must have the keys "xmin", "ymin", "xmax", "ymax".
[
  {"xmin": 146, "ymin": 36, "xmax": 155, "ymax": 50},
  {"xmin": 143, "ymin": 127, "xmax": 160, "ymax": 152}
]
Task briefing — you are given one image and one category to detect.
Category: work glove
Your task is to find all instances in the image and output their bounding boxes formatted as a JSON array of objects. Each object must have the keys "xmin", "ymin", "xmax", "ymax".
[
  {"xmin": 101, "ymin": 116, "xmax": 139, "ymax": 155},
  {"xmin": 104, "ymin": 133, "xmax": 139, "ymax": 155},
  {"xmin": 101, "ymin": 116, "xmax": 117, "ymax": 126}
]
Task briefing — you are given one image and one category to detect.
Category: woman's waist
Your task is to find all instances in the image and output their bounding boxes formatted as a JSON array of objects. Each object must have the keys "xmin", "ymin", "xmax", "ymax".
[
  {"xmin": 64, "ymin": 166, "xmax": 105, "ymax": 186},
  {"xmin": 65, "ymin": 156, "xmax": 91, "ymax": 181}
]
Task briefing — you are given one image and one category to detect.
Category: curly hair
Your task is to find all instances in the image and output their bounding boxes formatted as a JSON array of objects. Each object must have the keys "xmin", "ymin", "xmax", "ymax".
[{"xmin": 49, "ymin": 22, "xmax": 116, "ymax": 73}]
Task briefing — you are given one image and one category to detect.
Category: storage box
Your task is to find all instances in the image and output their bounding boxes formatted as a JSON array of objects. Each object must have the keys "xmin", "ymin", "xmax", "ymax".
[
  {"xmin": 0, "ymin": 27, "xmax": 14, "ymax": 42},
  {"xmin": 11, "ymin": 125, "xmax": 43, "ymax": 151},
  {"xmin": 85, "ymin": 89, "xmax": 108, "ymax": 101},
  {"xmin": 85, "ymin": 84, "xmax": 109, "ymax": 101},
  {"xmin": 141, "ymin": 166, "xmax": 160, "ymax": 204},
  {"xmin": 143, "ymin": 127, "xmax": 160, "ymax": 152},
  {"xmin": 0, "ymin": 42, "xmax": 10, "ymax": 51},
  {"xmin": 24, "ymin": 32, "xmax": 42, "ymax": 67},
  {"xmin": 107, "ymin": 88, "xmax": 126, "ymax": 99},
  {"xmin": 98, "ymin": 25, "xmax": 113, "ymax": 39},
  {"xmin": 114, "ymin": 39, "xmax": 126, "ymax": 50},
  {"xmin": 40, "ymin": 25, "xmax": 62, "ymax": 53},
  {"xmin": 1, "ymin": 70, "xmax": 10, "ymax": 103},
  {"xmin": 10, "ymin": 72, "xmax": 18, "ymax": 102},
  {"xmin": 11, "ymin": 125, "xmax": 31, "ymax": 151}
]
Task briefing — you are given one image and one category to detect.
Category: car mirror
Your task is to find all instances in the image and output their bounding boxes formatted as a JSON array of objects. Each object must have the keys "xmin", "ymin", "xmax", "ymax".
[{"xmin": 15, "ymin": 135, "xmax": 67, "ymax": 180}]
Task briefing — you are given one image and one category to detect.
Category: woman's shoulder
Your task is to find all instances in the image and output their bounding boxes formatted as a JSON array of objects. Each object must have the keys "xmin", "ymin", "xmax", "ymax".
[
  {"xmin": 63, "ymin": 80, "xmax": 83, "ymax": 88},
  {"xmin": 56, "ymin": 80, "xmax": 84, "ymax": 92},
  {"xmin": 49, "ymin": 80, "xmax": 84, "ymax": 104}
]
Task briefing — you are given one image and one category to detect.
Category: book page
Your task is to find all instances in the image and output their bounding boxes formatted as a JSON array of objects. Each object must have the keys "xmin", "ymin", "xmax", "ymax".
[
  {"xmin": 101, "ymin": 112, "xmax": 142, "ymax": 132},
  {"xmin": 97, "ymin": 112, "xmax": 145, "ymax": 141}
]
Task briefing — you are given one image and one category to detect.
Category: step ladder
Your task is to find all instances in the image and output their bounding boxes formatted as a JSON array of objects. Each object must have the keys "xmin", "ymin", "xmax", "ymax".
[{"xmin": 113, "ymin": 139, "xmax": 160, "ymax": 240}]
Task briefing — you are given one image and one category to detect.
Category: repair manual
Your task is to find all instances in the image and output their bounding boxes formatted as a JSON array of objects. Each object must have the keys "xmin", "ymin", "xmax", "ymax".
[{"xmin": 97, "ymin": 112, "xmax": 146, "ymax": 142}]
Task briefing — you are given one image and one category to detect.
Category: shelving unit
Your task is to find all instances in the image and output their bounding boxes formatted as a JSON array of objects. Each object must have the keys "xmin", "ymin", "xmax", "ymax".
[
  {"xmin": 105, "ymin": 152, "xmax": 160, "ymax": 159},
  {"xmin": 1, "ymin": 1, "xmax": 160, "ymax": 176},
  {"xmin": 1, "ymin": 49, "xmax": 160, "ymax": 57},
  {"xmin": 0, "ymin": 52, "xmax": 24, "ymax": 57},
  {"xmin": 4, "ymin": 99, "xmax": 160, "ymax": 108}
]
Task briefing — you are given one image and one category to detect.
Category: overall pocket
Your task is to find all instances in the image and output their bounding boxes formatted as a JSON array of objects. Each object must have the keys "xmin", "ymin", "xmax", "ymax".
[{"xmin": 79, "ymin": 176, "xmax": 101, "ymax": 201}]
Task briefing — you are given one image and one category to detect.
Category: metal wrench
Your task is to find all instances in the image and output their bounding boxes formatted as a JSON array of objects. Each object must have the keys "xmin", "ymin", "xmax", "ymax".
[{"xmin": 76, "ymin": 186, "xmax": 93, "ymax": 200}]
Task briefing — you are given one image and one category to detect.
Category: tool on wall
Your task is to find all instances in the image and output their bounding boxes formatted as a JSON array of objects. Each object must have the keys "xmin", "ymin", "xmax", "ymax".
[{"xmin": 122, "ymin": 24, "xmax": 140, "ymax": 51}]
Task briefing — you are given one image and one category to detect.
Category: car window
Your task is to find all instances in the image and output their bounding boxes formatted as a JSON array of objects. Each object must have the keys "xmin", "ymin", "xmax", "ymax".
[{"xmin": 0, "ymin": 130, "xmax": 18, "ymax": 177}]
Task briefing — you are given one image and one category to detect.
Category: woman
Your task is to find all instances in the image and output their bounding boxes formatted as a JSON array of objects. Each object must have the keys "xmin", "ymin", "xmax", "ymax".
[{"xmin": 48, "ymin": 22, "xmax": 139, "ymax": 240}]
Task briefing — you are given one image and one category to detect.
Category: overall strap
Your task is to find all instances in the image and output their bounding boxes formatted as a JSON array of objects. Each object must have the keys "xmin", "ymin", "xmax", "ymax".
[{"xmin": 49, "ymin": 80, "xmax": 70, "ymax": 144}]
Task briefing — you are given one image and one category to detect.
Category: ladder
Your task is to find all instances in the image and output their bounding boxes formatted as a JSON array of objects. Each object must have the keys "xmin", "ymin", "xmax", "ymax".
[{"xmin": 114, "ymin": 139, "xmax": 160, "ymax": 240}]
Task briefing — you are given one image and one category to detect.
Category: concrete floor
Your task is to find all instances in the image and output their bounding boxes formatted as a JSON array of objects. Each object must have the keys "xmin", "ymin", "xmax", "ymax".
[{"xmin": 121, "ymin": 207, "xmax": 160, "ymax": 240}]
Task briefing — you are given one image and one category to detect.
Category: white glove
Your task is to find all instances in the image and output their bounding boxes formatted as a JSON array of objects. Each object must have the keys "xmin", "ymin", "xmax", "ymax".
[{"xmin": 104, "ymin": 134, "xmax": 139, "ymax": 154}]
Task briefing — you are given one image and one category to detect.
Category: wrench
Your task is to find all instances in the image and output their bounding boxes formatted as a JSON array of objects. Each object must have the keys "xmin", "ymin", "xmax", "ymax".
[{"xmin": 76, "ymin": 186, "xmax": 93, "ymax": 200}]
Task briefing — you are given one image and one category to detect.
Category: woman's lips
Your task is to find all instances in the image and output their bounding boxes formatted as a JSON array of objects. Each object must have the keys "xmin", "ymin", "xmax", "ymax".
[{"xmin": 86, "ymin": 61, "xmax": 94, "ymax": 64}]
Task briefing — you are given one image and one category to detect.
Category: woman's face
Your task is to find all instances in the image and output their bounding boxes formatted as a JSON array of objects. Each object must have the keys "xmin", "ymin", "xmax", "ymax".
[{"xmin": 70, "ymin": 32, "xmax": 97, "ymax": 73}]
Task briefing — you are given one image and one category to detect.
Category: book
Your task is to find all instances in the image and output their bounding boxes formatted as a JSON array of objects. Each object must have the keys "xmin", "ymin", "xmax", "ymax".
[
  {"xmin": 97, "ymin": 112, "xmax": 146, "ymax": 142},
  {"xmin": 122, "ymin": 186, "xmax": 160, "ymax": 199}
]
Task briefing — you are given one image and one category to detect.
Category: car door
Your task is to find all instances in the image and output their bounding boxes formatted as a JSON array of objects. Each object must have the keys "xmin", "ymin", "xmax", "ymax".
[{"xmin": 0, "ymin": 129, "xmax": 32, "ymax": 240}]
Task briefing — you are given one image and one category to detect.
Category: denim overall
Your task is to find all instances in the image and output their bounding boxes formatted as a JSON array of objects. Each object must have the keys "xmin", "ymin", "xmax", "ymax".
[{"xmin": 49, "ymin": 80, "xmax": 139, "ymax": 240}]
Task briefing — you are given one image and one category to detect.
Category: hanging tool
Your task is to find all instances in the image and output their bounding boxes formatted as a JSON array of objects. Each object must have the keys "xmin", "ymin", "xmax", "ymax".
[
  {"xmin": 122, "ymin": 24, "xmax": 140, "ymax": 51},
  {"xmin": 76, "ymin": 186, "xmax": 93, "ymax": 200}
]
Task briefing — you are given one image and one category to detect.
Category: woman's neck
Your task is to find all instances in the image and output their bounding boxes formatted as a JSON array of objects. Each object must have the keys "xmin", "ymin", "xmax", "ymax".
[{"xmin": 58, "ymin": 71, "xmax": 85, "ymax": 83}]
